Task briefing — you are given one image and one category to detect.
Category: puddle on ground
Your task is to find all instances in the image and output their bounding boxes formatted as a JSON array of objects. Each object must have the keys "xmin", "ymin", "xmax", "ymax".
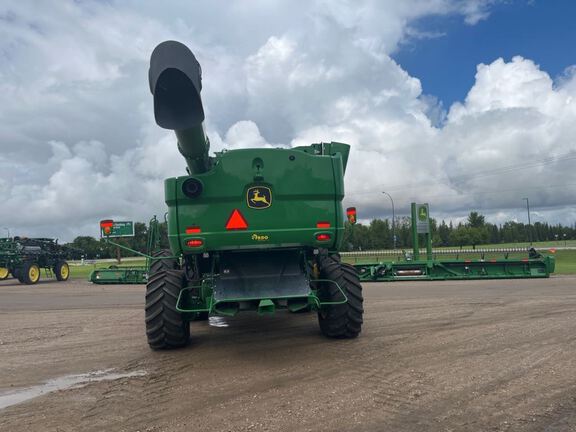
[
  {"xmin": 0, "ymin": 369, "xmax": 146, "ymax": 411},
  {"xmin": 209, "ymin": 316, "xmax": 229, "ymax": 328}
]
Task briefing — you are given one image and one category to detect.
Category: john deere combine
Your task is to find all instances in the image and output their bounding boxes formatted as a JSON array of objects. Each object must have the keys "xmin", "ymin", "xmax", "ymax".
[{"xmin": 141, "ymin": 40, "xmax": 363, "ymax": 349}]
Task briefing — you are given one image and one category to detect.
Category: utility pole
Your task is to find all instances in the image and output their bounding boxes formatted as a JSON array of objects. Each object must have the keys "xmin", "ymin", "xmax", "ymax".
[
  {"xmin": 523, "ymin": 197, "xmax": 532, "ymax": 245},
  {"xmin": 2, "ymin": 227, "xmax": 9, "ymax": 238},
  {"xmin": 382, "ymin": 191, "xmax": 396, "ymax": 249}
]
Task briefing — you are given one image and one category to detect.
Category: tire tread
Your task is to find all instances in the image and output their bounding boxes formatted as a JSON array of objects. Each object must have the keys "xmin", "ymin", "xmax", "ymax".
[{"xmin": 145, "ymin": 269, "xmax": 190, "ymax": 350}]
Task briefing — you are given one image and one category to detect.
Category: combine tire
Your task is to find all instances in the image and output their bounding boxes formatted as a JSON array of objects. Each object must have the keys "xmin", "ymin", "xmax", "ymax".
[
  {"xmin": 149, "ymin": 249, "xmax": 179, "ymax": 276},
  {"xmin": 145, "ymin": 270, "xmax": 190, "ymax": 350},
  {"xmin": 317, "ymin": 253, "xmax": 363, "ymax": 338},
  {"xmin": 54, "ymin": 261, "xmax": 70, "ymax": 281},
  {"xmin": 0, "ymin": 267, "xmax": 8, "ymax": 280},
  {"xmin": 21, "ymin": 262, "xmax": 41, "ymax": 285}
]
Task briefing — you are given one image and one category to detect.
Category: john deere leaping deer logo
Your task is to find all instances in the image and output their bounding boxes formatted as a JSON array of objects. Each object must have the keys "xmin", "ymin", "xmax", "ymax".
[{"xmin": 247, "ymin": 186, "xmax": 272, "ymax": 209}]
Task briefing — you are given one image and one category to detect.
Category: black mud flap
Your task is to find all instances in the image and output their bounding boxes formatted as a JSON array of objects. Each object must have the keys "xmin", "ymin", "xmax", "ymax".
[{"xmin": 214, "ymin": 249, "xmax": 310, "ymax": 301}]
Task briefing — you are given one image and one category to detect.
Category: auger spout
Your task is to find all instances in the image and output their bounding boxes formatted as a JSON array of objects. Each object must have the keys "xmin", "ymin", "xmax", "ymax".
[{"xmin": 149, "ymin": 40, "xmax": 211, "ymax": 174}]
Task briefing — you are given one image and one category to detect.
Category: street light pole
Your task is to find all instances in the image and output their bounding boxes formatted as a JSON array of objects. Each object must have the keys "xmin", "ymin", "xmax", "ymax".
[
  {"xmin": 522, "ymin": 198, "xmax": 531, "ymax": 245},
  {"xmin": 2, "ymin": 227, "xmax": 9, "ymax": 238},
  {"xmin": 382, "ymin": 191, "xmax": 396, "ymax": 250}
]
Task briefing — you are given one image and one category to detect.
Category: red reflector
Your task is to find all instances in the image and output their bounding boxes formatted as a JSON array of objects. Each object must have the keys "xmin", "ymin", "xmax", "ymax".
[
  {"xmin": 186, "ymin": 226, "xmax": 201, "ymax": 234},
  {"xmin": 225, "ymin": 209, "xmax": 248, "ymax": 230},
  {"xmin": 316, "ymin": 233, "xmax": 331, "ymax": 241},
  {"xmin": 186, "ymin": 239, "xmax": 203, "ymax": 247},
  {"xmin": 522, "ymin": 258, "xmax": 529, "ymax": 262},
  {"xmin": 316, "ymin": 221, "xmax": 331, "ymax": 228},
  {"xmin": 100, "ymin": 219, "xmax": 114, "ymax": 228},
  {"xmin": 464, "ymin": 260, "xmax": 471, "ymax": 263}
]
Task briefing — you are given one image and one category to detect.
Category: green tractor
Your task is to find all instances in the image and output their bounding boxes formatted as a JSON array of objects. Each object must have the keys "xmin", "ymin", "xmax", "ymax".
[{"xmin": 145, "ymin": 41, "xmax": 363, "ymax": 349}]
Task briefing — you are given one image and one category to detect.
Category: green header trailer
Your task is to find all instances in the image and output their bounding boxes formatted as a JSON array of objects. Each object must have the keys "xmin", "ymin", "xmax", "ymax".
[
  {"xmin": 89, "ymin": 217, "xmax": 160, "ymax": 284},
  {"xmin": 350, "ymin": 203, "xmax": 555, "ymax": 282},
  {"xmin": 132, "ymin": 40, "xmax": 363, "ymax": 350},
  {"xmin": 0, "ymin": 237, "xmax": 70, "ymax": 284}
]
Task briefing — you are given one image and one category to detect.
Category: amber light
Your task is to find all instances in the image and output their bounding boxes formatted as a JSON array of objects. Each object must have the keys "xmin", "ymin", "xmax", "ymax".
[
  {"xmin": 316, "ymin": 221, "xmax": 331, "ymax": 228},
  {"xmin": 316, "ymin": 233, "xmax": 331, "ymax": 241},
  {"xmin": 186, "ymin": 226, "xmax": 201, "ymax": 234},
  {"xmin": 186, "ymin": 239, "xmax": 204, "ymax": 247}
]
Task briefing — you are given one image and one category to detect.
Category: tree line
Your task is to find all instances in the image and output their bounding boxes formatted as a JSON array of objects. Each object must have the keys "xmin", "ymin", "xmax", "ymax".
[
  {"xmin": 342, "ymin": 211, "xmax": 575, "ymax": 251},
  {"xmin": 66, "ymin": 212, "xmax": 575, "ymax": 258},
  {"xmin": 66, "ymin": 222, "xmax": 170, "ymax": 259}
]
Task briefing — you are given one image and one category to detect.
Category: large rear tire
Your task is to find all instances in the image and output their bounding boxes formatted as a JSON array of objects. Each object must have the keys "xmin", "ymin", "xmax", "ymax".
[
  {"xmin": 317, "ymin": 253, "xmax": 363, "ymax": 338},
  {"xmin": 145, "ymin": 269, "xmax": 190, "ymax": 350},
  {"xmin": 54, "ymin": 261, "xmax": 70, "ymax": 281},
  {"xmin": 149, "ymin": 249, "xmax": 179, "ymax": 276},
  {"xmin": 21, "ymin": 262, "xmax": 41, "ymax": 285}
]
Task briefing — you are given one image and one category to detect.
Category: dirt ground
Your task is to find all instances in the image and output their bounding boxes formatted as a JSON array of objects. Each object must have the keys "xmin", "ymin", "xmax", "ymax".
[{"xmin": 1, "ymin": 275, "xmax": 575, "ymax": 432}]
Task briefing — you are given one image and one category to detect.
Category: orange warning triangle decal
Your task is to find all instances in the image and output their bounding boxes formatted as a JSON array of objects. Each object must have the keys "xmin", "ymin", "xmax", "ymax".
[{"xmin": 225, "ymin": 209, "xmax": 248, "ymax": 230}]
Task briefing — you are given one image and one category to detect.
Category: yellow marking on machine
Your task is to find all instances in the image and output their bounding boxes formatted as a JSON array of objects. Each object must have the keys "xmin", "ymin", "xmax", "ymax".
[{"xmin": 247, "ymin": 186, "xmax": 272, "ymax": 209}]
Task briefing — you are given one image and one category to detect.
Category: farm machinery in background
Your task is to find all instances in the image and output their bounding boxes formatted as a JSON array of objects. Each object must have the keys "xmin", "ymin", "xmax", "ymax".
[
  {"xmin": 348, "ymin": 203, "xmax": 556, "ymax": 282},
  {"xmin": 89, "ymin": 216, "xmax": 161, "ymax": 284},
  {"xmin": 0, "ymin": 237, "xmax": 71, "ymax": 284}
]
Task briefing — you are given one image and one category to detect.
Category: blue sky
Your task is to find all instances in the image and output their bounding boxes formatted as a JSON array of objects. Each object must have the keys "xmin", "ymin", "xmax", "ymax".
[{"xmin": 394, "ymin": 0, "xmax": 576, "ymax": 107}]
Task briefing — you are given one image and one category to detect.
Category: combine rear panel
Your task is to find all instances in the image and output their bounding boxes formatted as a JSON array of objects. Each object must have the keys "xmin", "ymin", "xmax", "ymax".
[{"xmin": 166, "ymin": 144, "xmax": 348, "ymax": 254}]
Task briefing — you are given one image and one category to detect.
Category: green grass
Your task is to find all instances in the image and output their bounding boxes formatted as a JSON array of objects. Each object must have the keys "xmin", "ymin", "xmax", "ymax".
[
  {"xmin": 556, "ymin": 250, "xmax": 576, "ymax": 274},
  {"xmin": 69, "ymin": 259, "xmax": 147, "ymax": 280}
]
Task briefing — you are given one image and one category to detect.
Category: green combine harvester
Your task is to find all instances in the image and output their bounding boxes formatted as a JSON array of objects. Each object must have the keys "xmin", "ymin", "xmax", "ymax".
[
  {"xmin": 0, "ymin": 237, "xmax": 70, "ymax": 284},
  {"xmin": 133, "ymin": 40, "xmax": 363, "ymax": 349}
]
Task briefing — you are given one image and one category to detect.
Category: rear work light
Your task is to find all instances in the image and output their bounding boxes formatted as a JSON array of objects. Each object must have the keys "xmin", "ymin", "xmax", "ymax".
[
  {"xmin": 182, "ymin": 178, "xmax": 203, "ymax": 198},
  {"xmin": 185, "ymin": 226, "xmax": 201, "ymax": 234},
  {"xmin": 186, "ymin": 239, "xmax": 204, "ymax": 247},
  {"xmin": 316, "ymin": 233, "xmax": 331, "ymax": 241},
  {"xmin": 316, "ymin": 221, "xmax": 331, "ymax": 228}
]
